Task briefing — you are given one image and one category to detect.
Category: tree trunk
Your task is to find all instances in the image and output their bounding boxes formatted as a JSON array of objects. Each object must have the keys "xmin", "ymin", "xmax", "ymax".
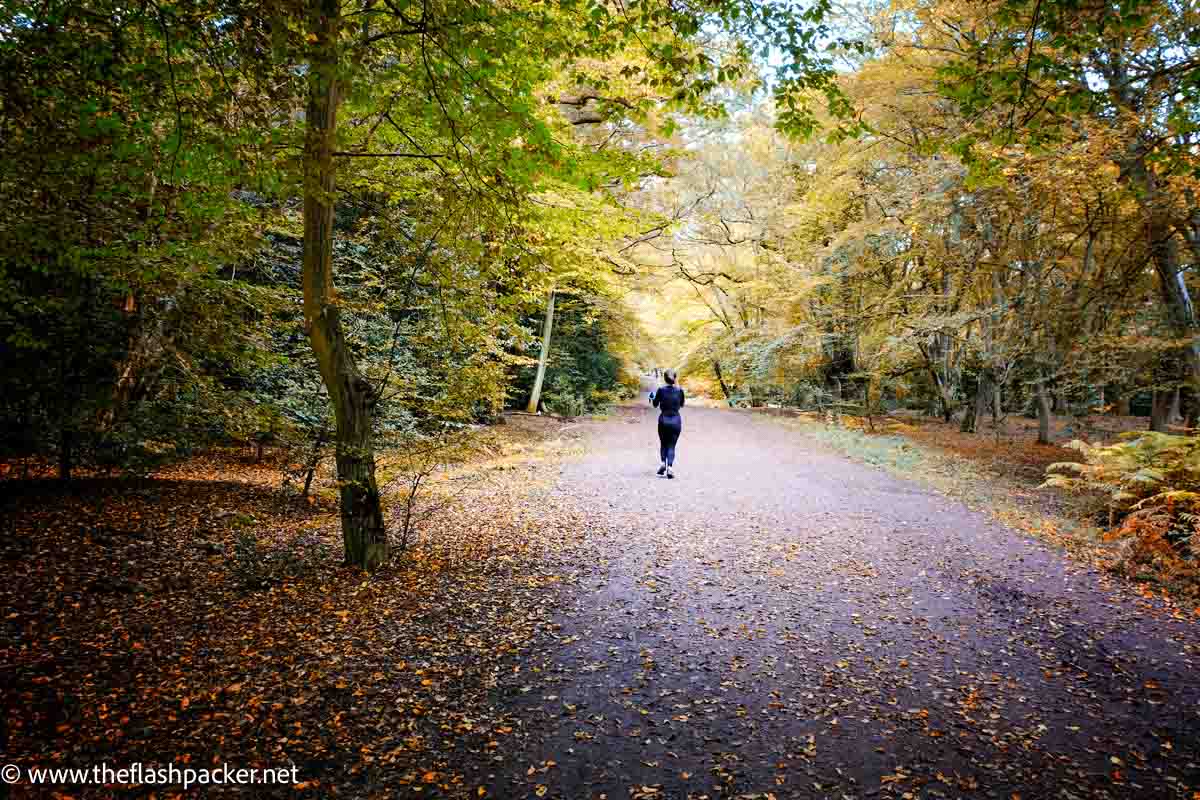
[
  {"xmin": 959, "ymin": 374, "xmax": 976, "ymax": 433},
  {"xmin": 1106, "ymin": 51, "xmax": 1200, "ymax": 401},
  {"xmin": 526, "ymin": 283, "xmax": 556, "ymax": 413},
  {"xmin": 938, "ymin": 382, "xmax": 954, "ymax": 423},
  {"xmin": 100, "ymin": 176, "xmax": 163, "ymax": 431},
  {"xmin": 1121, "ymin": 151, "xmax": 1200, "ymax": 398},
  {"xmin": 302, "ymin": 0, "xmax": 388, "ymax": 571},
  {"xmin": 1169, "ymin": 387, "xmax": 1183, "ymax": 424},
  {"xmin": 1150, "ymin": 390, "xmax": 1172, "ymax": 432},
  {"xmin": 918, "ymin": 342, "xmax": 956, "ymax": 422},
  {"xmin": 713, "ymin": 360, "xmax": 733, "ymax": 407},
  {"xmin": 976, "ymin": 375, "xmax": 990, "ymax": 429},
  {"xmin": 302, "ymin": 428, "xmax": 327, "ymax": 498},
  {"xmin": 102, "ymin": 308, "xmax": 172, "ymax": 432},
  {"xmin": 959, "ymin": 401, "xmax": 976, "ymax": 433},
  {"xmin": 962, "ymin": 371, "xmax": 992, "ymax": 433},
  {"xmin": 1151, "ymin": 222, "xmax": 1200, "ymax": 386},
  {"xmin": 1035, "ymin": 376, "xmax": 1053, "ymax": 444}
]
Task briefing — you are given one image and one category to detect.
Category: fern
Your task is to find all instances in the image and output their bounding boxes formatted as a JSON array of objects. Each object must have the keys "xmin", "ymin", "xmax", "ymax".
[{"xmin": 1043, "ymin": 432, "xmax": 1200, "ymax": 560}]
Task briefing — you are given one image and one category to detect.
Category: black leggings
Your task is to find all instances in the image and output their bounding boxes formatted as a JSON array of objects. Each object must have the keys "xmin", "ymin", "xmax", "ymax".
[{"xmin": 658, "ymin": 414, "xmax": 681, "ymax": 466}]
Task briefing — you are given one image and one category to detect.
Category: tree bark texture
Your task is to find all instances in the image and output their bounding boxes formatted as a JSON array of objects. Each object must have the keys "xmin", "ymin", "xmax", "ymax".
[
  {"xmin": 302, "ymin": 0, "xmax": 388, "ymax": 571},
  {"xmin": 1151, "ymin": 390, "xmax": 1172, "ymax": 433},
  {"xmin": 713, "ymin": 361, "xmax": 733, "ymax": 407},
  {"xmin": 526, "ymin": 284, "xmax": 556, "ymax": 414}
]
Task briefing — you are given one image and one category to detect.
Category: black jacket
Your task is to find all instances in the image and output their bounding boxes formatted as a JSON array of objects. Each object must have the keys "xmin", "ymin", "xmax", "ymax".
[{"xmin": 652, "ymin": 385, "xmax": 685, "ymax": 416}]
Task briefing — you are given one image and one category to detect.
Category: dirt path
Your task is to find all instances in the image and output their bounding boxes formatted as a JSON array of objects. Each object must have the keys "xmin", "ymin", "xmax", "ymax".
[{"xmin": 470, "ymin": 402, "xmax": 1200, "ymax": 799}]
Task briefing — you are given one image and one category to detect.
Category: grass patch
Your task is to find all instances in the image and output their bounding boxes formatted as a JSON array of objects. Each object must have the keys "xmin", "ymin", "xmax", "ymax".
[{"xmin": 804, "ymin": 425, "xmax": 924, "ymax": 471}]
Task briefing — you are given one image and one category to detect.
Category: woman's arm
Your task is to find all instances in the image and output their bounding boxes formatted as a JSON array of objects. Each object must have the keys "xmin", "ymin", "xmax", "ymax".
[
  {"xmin": 679, "ymin": 388, "xmax": 685, "ymax": 407},
  {"xmin": 651, "ymin": 390, "xmax": 660, "ymax": 407}
]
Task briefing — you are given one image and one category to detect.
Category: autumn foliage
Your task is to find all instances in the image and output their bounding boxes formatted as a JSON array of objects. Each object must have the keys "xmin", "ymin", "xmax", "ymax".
[{"xmin": 1046, "ymin": 432, "xmax": 1200, "ymax": 578}]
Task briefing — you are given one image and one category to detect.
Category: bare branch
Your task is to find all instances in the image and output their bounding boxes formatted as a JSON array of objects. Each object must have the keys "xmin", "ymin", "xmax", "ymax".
[{"xmin": 332, "ymin": 151, "xmax": 449, "ymax": 158}]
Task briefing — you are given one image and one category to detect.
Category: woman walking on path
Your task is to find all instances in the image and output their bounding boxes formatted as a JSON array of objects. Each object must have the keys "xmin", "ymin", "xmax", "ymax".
[{"xmin": 651, "ymin": 369, "xmax": 684, "ymax": 478}]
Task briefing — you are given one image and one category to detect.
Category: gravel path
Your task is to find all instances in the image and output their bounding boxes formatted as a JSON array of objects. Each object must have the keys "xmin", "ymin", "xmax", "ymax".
[{"xmin": 472, "ymin": 402, "xmax": 1199, "ymax": 800}]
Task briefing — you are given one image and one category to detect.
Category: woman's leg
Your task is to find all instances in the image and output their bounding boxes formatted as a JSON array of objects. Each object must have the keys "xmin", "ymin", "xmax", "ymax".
[
  {"xmin": 657, "ymin": 421, "xmax": 669, "ymax": 472},
  {"xmin": 662, "ymin": 419, "xmax": 681, "ymax": 466}
]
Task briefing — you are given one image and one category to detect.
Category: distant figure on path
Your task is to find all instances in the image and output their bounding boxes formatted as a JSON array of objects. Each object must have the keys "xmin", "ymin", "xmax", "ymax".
[{"xmin": 651, "ymin": 369, "xmax": 684, "ymax": 479}]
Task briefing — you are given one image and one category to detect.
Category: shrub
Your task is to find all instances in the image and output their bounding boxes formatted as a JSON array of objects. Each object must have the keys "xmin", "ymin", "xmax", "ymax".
[
  {"xmin": 1043, "ymin": 432, "xmax": 1200, "ymax": 561},
  {"xmin": 541, "ymin": 374, "xmax": 589, "ymax": 417},
  {"xmin": 543, "ymin": 390, "xmax": 586, "ymax": 418}
]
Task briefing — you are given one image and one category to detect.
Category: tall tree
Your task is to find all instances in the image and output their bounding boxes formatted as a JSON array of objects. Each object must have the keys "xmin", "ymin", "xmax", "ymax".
[
  {"xmin": 526, "ymin": 284, "xmax": 557, "ymax": 413},
  {"xmin": 933, "ymin": 0, "xmax": 1200, "ymax": 413},
  {"xmin": 285, "ymin": 0, "xmax": 853, "ymax": 568}
]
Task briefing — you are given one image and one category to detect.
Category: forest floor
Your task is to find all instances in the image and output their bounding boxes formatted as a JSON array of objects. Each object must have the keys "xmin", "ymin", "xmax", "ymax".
[{"xmin": 3, "ymin": 406, "xmax": 1199, "ymax": 798}]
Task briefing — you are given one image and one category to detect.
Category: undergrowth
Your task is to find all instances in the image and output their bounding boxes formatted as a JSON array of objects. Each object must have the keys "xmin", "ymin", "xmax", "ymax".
[
  {"xmin": 1045, "ymin": 432, "xmax": 1200, "ymax": 590},
  {"xmin": 803, "ymin": 425, "xmax": 924, "ymax": 471}
]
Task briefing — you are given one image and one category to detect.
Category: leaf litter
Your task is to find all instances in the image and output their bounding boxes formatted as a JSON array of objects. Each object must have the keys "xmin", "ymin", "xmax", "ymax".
[{"xmin": 4, "ymin": 407, "xmax": 1200, "ymax": 799}]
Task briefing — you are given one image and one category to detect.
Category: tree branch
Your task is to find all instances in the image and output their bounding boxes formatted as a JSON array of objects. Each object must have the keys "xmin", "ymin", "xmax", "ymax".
[{"xmin": 332, "ymin": 151, "xmax": 449, "ymax": 158}]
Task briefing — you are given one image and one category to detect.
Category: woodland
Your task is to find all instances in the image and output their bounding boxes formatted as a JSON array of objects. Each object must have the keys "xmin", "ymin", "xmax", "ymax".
[
  {"xmin": 3, "ymin": 0, "xmax": 1200, "ymax": 796},
  {"xmin": 3, "ymin": 0, "xmax": 1200, "ymax": 566}
]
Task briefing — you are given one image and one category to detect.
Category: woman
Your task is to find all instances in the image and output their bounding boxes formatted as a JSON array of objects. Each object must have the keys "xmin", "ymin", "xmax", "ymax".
[{"xmin": 651, "ymin": 369, "xmax": 684, "ymax": 478}]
